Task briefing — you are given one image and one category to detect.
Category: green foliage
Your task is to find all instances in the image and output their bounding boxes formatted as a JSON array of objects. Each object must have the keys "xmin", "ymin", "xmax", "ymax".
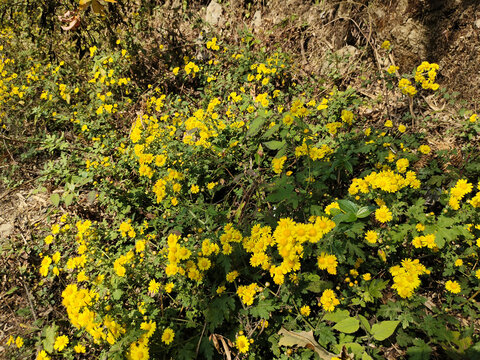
[{"xmin": 2, "ymin": 5, "xmax": 480, "ymax": 360}]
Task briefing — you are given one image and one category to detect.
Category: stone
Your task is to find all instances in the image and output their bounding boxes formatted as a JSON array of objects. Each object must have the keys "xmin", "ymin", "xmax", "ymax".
[
  {"xmin": 252, "ymin": 10, "xmax": 262, "ymax": 31},
  {"xmin": 205, "ymin": 0, "xmax": 223, "ymax": 27},
  {"xmin": 0, "ymin": 223, "xmax": 14, "ymax": 239}
]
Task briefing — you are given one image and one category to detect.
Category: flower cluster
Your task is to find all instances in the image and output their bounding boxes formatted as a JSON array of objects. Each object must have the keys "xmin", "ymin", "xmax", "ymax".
[
  {"xmin": 414, "ymin": 61, "xmax": 439, "ymax": 91},
  {"xmin": 319, "ymin": 289, "xmax": 340, "ymax": 312},
  {"xmin": 448, "ymin": 179, "xmax": 473, "ymax": 210},
  {"xmin": 390, "ymin": 259, "xmax": 429, "ymax": 298},
  {"xmin": 412, "ymin": 233, "xmax": 437, "ymax": 249},
  {"xmin": 349, "ymin": 169, "xmax": 420, "ymax": 196},
  {"xmin": 317, "ymin": 252, "xmax": 338, "ymax": 275},
  {"xmin": 398, "ymin": 78, "xmax": 417, "ymax": 97},
  {"xmin": 237, "ymin": 283, "xmax": 259, "ymax": 305}
]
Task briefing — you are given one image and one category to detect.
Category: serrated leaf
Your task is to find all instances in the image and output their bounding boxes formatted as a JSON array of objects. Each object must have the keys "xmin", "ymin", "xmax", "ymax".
[
  {"xmin": 406, "ymin": 339, "xmax": 432, "ymax": 360},
  {"xmin": 264, "ymin": 140, "xmax": 285, "ymax": 150},
  {"xmin": 277, "ymin": 328, "xmax": 338, "ymax": 360},
  {"xmin": 249, "ymin": 299, "xmax": 276, "ymax": 318},
  {"xmin": 371, "ymin": 320, "xmax": 400, "ymax": 341},
  {"xmin": 50, "ymin": 193, "xmax": 60, "ymax": 207},
  {"xmin": 332, "ymin": 317, "xmax": 359, "ymax": 334}
]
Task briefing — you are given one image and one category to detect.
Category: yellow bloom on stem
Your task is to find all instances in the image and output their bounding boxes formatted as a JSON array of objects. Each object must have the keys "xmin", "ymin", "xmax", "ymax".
[
  {"xmin": 300, "ymin": 305, "xmax": 311, "ymax": 316},
  {"xmin": 419, "ymin": 145, "xmax": 431, "ymax": 154},
  {"xmin": 54, "ymin": 335, "xmax": 69, "ymax": 351},
  {"xmin": 365, "ymin": 230, "xmax": 378, "ymax": 244},
  {"xmin": 148, "ymin": 279, "xmax": 160, "ymax": 294},
  {"xmin": 236, "ymin": 335, "xmax": 249, "ymax": 353},
  {"xmin": 319, "ymin": 289, "xmax": 340, "ymax": 312},
  {"xmin": 165, "ymin": 282, "xmax": 175, "ymax": 293},
  {"xmin": 74, "ymin": 344, "xmax": 86, "ymax": 353},
  {"xmin": 381, "ymin": 40, "xmax": 391, "ymax": 50},
  {"xmin": 15, "ymin": 336, "xmax": 23, "ymax": 348},
  {"xmin": 445, "ymin": 280, "xmax": 461, "ymax": 294},
  {"xmin": 375, "ymin": 205, "xmax": 393, "ymax": 223},
  {"xmin": 161, "ymin": 328, "xmax": 175, "ymax": 345}
]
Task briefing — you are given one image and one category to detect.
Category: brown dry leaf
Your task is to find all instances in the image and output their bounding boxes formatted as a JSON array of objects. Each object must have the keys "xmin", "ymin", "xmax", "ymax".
[
  {"xmin": 277, "ymin": 327, "xmax": 338, "ymax": 360},
  {"xmin": 218, "ymin": 336, "xmax": 232, "ymax": 360},
  {"xmin": 209, "ymin": 334, "xmax": 221, "ymax": 353},
  {"xmin": 91, "ymin": 0, "xmax": 105, "ymax": 15},
  {"xmin": 58, "ymin": 11, "xmax": 81, "ymax": 31},
  {"xmin": 209, "ymin": 334, "xmax": 232, "ymax": 360},
  {"xmin": 79, "ymin": 0, "xmax": 91, "ymax": 11}
]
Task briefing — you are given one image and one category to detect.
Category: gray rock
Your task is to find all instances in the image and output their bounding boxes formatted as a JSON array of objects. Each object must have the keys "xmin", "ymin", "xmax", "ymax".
[
  {"xmin": 0, "ymin": 223, "xmax": 14, "ymax": 239},
  {"xmin": 205, "ymin": 0, "xmax": 223, "ymax": 27},
  {"xmin": 252, "ymin": 10, "xmax": 262, "ymax": 31}
]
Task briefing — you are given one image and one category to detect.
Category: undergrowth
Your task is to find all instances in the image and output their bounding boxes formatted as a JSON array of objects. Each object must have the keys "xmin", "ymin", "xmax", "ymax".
[{"xmin": 1, "ymin": 2, "xmax": 480, "ymax": 360}]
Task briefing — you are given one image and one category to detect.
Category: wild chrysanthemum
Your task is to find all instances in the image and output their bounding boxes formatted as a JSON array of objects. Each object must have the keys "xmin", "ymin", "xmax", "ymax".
[
  {"xmin": 54, "ymin": 335, "xmax": 69, "ymax": 351},
  {"xmin": 161, "ymin": 328, "xmax": 175, "ymax": 345},
  {"xmin": 445, "ymin": 280, "xmax": 461, "ymax": 294},
  {"xmin": 236, "ymin": 335, "xmax": 249, "ymax": 353},
  {"xmin": 375, "ymin": 205, "xmax": 393, "ymax": 223}
]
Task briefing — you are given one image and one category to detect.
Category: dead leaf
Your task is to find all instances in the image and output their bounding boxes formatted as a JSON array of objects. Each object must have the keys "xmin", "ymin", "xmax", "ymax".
[
  {"xmin": 58, "ymin": 11, "xmax": 81, "ymax": 31},
  {"xmin": 209, "ymin": 334, "xmax": 232, "ymax": 360},
  {"xmin": 91, "ymin": 0, "xmax": 105, "ymax": 15},
  {"xmin": 79, "ymin": 0, "xmax": 91, "ymax": 11},
  {"xmin": 218, "ymin": 335, "xmax": 232, "ymax": 360},
  {"xmin": 277, "ymin": 327, "xmax": 338, "ymax": 360}
]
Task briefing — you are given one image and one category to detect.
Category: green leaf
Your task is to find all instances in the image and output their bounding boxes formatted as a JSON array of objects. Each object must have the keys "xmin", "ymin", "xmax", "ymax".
[
  {"xmin": 406, "ymin": 339, "xmax": 432, "ymax": 360},
  {"xmin": 323, "ymin": 309, "xmax": 350, "ymax": 323},
  {"xmin": 277, "ymin": 328, "xmax": 338, "ymax": 360},
  {"xmin": 42, "ymin": 323, "xmax": 58, "ymax": 353},
  {"xmin": 204, "ymin": 296, "xmax": 235, "ymax": 331},
  {"xmin": 356, "ymin": 206, "xmax": 375, "ymax": 218},
  {"xmin": 264, "ymin": 140, "xmax": 285, "ymax": 150},
  {"xmin": 362, "ymin": 352, "xmax": 374, "ymax": 360},
  {"xmin": 358, "ymin": 315, "xmax": 371, "ymax": 334},
  {"xmin": 50, "ymin": 193, "xmax": 60, "ymax": 207},
  {"xmin": 333, "ymin": 342, "xmax": 364, "ymax": 356},
  {"xmin": 112, "ymin": 289, "xmax": 123, "ymax": 300},
  {"xmin": 333, "ymin": 212, "xmax": 357, "ymax": 224},
  {"xmin": 368, "ymin": 279, "xmax": 388, "ymax": 299},
  {"xmin": 249, "ymin": 299, "xmax": 277, "ymax": 318},
  {"xmin": 371, "ymin": 320, "xmax": 400, "ymax": 341},
  {"xmin": 332, "ymin": 317, "xmax": 360, "ymax": 334},
  {"xmin": 64, "ymin": 193, "xmax": 74, "ymax": 207},
  {"xmin": 337, "ymin": 199, "xmax": 358, "ymax": 214},
  {"xmin": 247, "ymin": 113, "xmax": 266, "ymax": 137}
]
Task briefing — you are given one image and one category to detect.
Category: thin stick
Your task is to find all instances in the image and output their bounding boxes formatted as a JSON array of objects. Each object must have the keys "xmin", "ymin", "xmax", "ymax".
[
  {"xmin": 20, "ymin": 277, "xmax": 38, "ymax": 322},
  {"xmin": 195, "ymin": 321, "xmax": 207, "ymax": 359}
]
